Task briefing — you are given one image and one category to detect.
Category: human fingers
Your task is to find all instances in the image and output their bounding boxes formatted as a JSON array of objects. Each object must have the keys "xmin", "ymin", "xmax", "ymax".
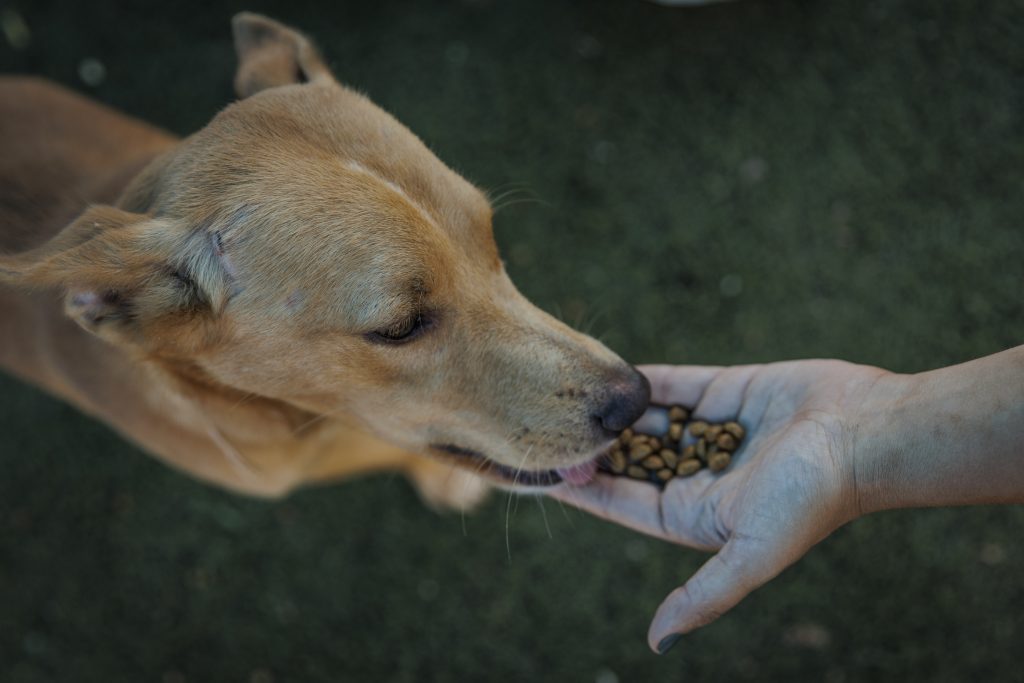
[{"xmin": 647, "ymin": 534, "xmax": 791, "ymax": 653}]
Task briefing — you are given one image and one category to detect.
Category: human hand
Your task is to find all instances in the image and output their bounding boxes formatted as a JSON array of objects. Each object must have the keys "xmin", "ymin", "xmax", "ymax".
[{"xmin": 549, "ymin": 360, "xmax": 889, "ymax": 653}]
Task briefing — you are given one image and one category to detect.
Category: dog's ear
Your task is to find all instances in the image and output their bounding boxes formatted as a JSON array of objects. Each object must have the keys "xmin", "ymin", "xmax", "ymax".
[
  {"xmin": 0, "ymin": 206, "xmax": 230, "ymax": 352},
  {"xmin": 231, "ymin": 12, "xmax": 335, "ymax": 98}
]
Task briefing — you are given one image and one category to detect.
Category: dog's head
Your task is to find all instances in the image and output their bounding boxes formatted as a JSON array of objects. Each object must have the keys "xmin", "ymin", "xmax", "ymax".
[{"xmin": 3, "ymin": 14, "xmax": 648, "ymax": 487}]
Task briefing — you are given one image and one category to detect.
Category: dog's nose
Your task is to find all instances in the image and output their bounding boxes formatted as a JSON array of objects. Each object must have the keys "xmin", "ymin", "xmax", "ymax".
[{"xmin": 595, "ymin": 367, "xmax": 651, "ymax": 433}]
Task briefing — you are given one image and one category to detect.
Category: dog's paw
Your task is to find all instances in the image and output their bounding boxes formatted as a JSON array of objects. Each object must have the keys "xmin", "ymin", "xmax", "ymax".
[{"xmin": 407, "ymin": 462, "xmax": 490, "ymax": 512}]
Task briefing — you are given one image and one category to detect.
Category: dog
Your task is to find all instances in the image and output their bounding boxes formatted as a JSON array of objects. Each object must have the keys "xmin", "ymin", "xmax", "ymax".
[{"xmin": 0, "ymin": 13, "xmax": 649, "ymax": 510}]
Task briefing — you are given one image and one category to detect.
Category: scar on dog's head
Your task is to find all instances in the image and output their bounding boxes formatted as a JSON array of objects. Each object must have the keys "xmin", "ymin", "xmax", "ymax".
[{"xmin": 0, "ymin": 13, "xmax": 649, "ymax": 486}]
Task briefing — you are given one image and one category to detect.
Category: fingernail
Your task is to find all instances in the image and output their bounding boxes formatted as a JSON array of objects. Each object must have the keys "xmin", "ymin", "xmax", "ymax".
[{"xmin": 657, "ymin": 633, "xmax": 682, "ymax": 654}]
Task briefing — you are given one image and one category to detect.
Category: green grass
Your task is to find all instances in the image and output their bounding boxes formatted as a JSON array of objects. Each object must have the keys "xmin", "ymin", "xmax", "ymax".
[{"xmin": 2, "ymin": 0, "xmax": 1024, "ymax": 681}]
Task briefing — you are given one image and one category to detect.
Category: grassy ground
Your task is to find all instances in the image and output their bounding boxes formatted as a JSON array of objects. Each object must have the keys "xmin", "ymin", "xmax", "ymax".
[{"xmin": 2, "ymin": 0, "xmax": 1024, "ymax": 681}]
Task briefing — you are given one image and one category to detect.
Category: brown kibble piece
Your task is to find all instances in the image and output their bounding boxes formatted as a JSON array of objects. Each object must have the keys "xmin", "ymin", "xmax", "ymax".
[
  {"xmin": 660, "ymin": 449, "xmax": 678, "ymax": 469},
  {"xmin": 619, "ymin": 428, "xmax": 634, "ymax": 444},
  {"xmin": 642, "ymin": 455, "xmax": 666, "ymax": 470},
  {"xmin": 704, "ymin": 425, "xmax": 723, "ymax": 442},
  {"xmin": 688, "ymin": 421, "xmax": 708, "ymax": 437},
  {"xmin": 630, "ymin": 444, "xmax": 653, "ymax": 460},
  {"xmin": 668, "ymin": 423, "xmax": 683, "ymax": 441},
  {"xmin": 629, "ymin": 435, "xmax": 649, "ymax": 449},
  {"xmin": 608, "ymin": 449, "xmax": 627, "ymax": 473},
  {"xmin": 708, "ymin": 451, "xmax": 731, "ymax": 472},
  {"xmin": 627, "ymin": 465, "xmax": 648, "ymax": 480},
  {"xmin": 656, "ymin": 468, "xmax": 674, "ymax": 482},
  {"xmin": 649, "ymin": 437, "xmax": 662, "ymax": 451},
  {"xmin": 668, "ymin": 405, "xmax": 689, "ymax": 422},
  {"xmin": 695, "ymin": 438, "xmax": 707, "ymax": 460},
  {"xmin": 676, "ymin": 459, "xmax": 702, "ymax": 477},
  {"xmin": 643, "ymin": 454, "xmax": 667, "ymax": 471},
  {"xmin": 681, "ymin": 444, "xmax": 696, "ymax": 460},
  {"xmin": 724, "ymin": 422, "xmax": 745, "ymax": 440},
  {"xmin": 716, "ymin": 433, "xmax": 737, "ymax": 451}
]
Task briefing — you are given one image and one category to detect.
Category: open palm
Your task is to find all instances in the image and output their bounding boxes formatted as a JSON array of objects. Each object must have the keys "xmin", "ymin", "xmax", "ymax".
[{"xmin": 550, "ymin": 360, "xmax": 887, "ymax": 652}]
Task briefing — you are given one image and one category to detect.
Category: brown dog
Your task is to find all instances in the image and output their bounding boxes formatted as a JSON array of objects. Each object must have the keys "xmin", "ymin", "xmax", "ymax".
[{"xmin": 0, "ymin": 13, "xmax": 648, "ymax": 509}]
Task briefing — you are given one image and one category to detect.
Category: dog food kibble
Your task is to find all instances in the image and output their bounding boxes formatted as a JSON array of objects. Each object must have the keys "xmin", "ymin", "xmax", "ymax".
[
  {"xmin": 668, "ymin": 405, "xmax": 689, "ymax": 423},
  {"xmin": 642, "ymin": 454, "xmax": 666, "ymax": 470},
  {"xmin": 627, "ymin": 465, "xmax": 649, "ymax": 480},
  {"xmin": 668, "ymin": 422, "xmax": 683, "ymax": 441},
  {"xmin": 608, "ymin": 449, "xmax": 627, "ymax": 473},
  {"xmin": 724, "ymin": 421, "xmax": 745, "ymax": 440},
  {"xmin": 660, "ymin": 449, "xmax": 678, "ymax": 469},
  {"xmin": 630, "ymin": 443, "xmax": 653, "ymax": 459},
  {"xmin": 676, "ymin": 458, "xmax": 702, "ymax": 477},
  {"xmin": 708, "ymin": 451, "xmax": 731, "ymax": 472},
  {"xmin": 597, "ymin": 405, "xmax": 746, "ymax": 488}
]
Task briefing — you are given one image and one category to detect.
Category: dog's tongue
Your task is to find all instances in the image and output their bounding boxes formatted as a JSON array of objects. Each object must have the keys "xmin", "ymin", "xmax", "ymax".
[{"xmin": 556, "ymin": 459, "xmax": 598, "ymax": 486}]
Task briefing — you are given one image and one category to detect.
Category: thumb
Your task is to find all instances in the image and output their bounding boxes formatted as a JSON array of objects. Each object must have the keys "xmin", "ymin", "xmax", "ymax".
[{"xmin": 648, "ymin": 535, "xmax": 788, "ymax": 654}]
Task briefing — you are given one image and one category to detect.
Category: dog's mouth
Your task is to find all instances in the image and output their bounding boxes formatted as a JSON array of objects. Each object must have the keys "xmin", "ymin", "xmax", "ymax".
[{"xmin": 429, "ymin": 443, "xmax": 600, "ymax": 488}]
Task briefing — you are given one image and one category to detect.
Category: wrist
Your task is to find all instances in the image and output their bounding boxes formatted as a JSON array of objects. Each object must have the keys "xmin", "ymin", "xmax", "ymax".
[
  {"xmin": 849, "ymin": 369, "xmax": 919, "ymax": 516},
  {"xmin": 849, "ymin": 346, "xmax": 1024, "ymax": 513}
]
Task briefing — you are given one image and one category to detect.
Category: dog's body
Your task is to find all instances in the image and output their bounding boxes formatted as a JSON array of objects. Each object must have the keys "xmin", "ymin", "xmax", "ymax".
[{"xmin": 0, "ymin": 14, "xmax": 647, "ymax": 507}]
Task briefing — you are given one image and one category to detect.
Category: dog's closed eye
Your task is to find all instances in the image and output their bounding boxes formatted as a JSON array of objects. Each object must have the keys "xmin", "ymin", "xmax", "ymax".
[{"xmin": 366, "ymin": 311, "xmax": 434, "ymax": 345}]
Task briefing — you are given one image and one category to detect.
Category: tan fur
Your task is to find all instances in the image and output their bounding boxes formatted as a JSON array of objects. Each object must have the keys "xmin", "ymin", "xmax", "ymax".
[{"xmin": 0, "ymin": 14, "xmax": 647, "ymax": 508}]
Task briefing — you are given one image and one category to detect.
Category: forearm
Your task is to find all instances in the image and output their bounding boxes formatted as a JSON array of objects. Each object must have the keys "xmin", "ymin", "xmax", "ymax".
[{"xmin": 854, "ymin": 345, "xmax": 1024, "ymax": 513}]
